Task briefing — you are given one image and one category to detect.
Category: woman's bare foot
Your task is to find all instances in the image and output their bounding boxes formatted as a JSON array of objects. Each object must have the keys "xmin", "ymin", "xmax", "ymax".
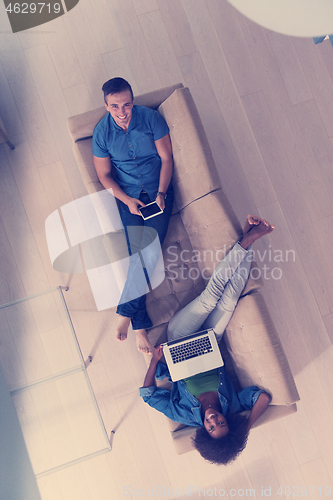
[
  {"xmin": 243, "ymin": 214, "xmax": 262, "ymax": 234},
  {"xmin": 240, "ymin": 219, "xmax": 275, "ymax": 249},
  {"xmin": 136, "ymin": 329, "xmax": 153, "ymax": 354},
  {"xmin": 116, "ymin": 315, "xmax": 131, "ymax": 341}
]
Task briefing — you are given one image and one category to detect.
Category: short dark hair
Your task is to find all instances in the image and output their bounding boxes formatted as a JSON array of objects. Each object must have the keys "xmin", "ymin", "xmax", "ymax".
[
  {"xmin": 192, "ymin": 413, "xmax": 249, "ymax": 465},
  {"xmin": 102, "ymin": 77, "xmax": 134, "ymax": 103}
]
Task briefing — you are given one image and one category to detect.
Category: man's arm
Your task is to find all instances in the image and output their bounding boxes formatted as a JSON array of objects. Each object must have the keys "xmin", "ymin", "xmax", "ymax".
[
  {"xmin": 154, "ymin": 134, "xmax": 173, "ymax": 211},
  {"xmin": 247, "ymin": 392, "xmax": 272, "ymax": 431},
  {"xmin": 93, "ymin": 155, "xmax": 145, "ymax": 215}
]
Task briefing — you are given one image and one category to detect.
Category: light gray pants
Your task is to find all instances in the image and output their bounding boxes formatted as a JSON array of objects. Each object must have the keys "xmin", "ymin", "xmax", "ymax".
[{"xmin": 167, "ymin": 242, "xmax": 252, "ymax": 342}]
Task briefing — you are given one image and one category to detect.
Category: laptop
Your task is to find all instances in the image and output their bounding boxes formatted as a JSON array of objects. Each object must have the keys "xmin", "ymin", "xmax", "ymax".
[{"xmin": 162, "ymin": 329, "xmax": 224, "ymax": 382}]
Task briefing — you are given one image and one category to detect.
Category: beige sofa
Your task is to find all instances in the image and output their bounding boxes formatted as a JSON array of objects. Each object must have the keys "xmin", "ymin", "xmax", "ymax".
[{"xmin": 67, "ymin": 83, "xmax": 300, "ymax": 454}]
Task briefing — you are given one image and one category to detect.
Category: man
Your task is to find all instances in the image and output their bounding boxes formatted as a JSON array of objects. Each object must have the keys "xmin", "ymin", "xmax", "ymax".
[{"xmin": 92, "ymin": 77, "xmax": 173, "ymax": 353}]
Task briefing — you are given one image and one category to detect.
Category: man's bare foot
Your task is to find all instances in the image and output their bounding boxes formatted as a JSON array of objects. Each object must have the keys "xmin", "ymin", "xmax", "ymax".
[
  {"xmin": 136, "ymin": 329, "xmax": 153, "ymax": 354},
  {"xmin": 240, "ymin": 219, "xmax": 275, "ymax": 249},
  {"xmin": 116, "ymin": 315, "xmax": 131, "ymax": 341},
  {"xmin": 243, "ymin": 214, "xmax": 262, "ymax": 234}
]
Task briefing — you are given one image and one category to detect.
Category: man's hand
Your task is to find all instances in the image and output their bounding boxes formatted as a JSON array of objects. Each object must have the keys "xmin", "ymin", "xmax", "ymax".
[
  {"xmin": 127, "ymin": 197, "xmax": 146, "ymax": 215},
  {"xmin": 155, "ymin": 193, "xmax": 165, "ymax": 211}
]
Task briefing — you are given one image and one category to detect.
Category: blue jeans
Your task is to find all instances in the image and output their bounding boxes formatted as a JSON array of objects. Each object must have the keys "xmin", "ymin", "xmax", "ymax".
[
  {"xmin": 167, "ymin": 242, "xmax": 252, "ymax": 342},
  {"xmin": 116, "ymin": 189, "xmax": 174, "ymax": 330}
]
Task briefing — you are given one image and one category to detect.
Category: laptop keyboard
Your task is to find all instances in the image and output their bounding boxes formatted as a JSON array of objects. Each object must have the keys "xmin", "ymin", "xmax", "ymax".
[{"xmin": 169, "ymin": 336, "xmax": 213, "ymax": 364}]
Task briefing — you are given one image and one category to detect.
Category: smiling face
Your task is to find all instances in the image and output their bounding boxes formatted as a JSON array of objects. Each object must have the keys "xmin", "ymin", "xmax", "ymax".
[
  {"xmin": 204, "ymin": 408, "xmax": 229, "ymax": 439},
  {"xmin": 104, "ymin": 90, "xmax": 134, "ymax": 130}
]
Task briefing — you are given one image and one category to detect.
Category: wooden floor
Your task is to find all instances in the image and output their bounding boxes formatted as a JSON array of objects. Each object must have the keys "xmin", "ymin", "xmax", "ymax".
[{"xmin": 1, "ymin": 0, "xmax": 333, "ymax": 498}]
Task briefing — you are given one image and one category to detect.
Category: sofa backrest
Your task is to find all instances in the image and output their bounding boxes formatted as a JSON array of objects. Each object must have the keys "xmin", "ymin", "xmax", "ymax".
[
  {"xmin": 158, "ymin": 88, "xmax": 222, "ymax": 211},
  {"xmin": 67, "ymin": 83, "xmax": 184, "ymax": 143}
]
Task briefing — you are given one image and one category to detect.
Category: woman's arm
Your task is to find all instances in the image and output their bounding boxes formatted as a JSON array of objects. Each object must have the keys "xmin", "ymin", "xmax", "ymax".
[
  {"xmin": 143, "ymin": 346, "xmax": 164, "ymax": 388},
  {"xmin": 247, "ymin": 392, "xmax": 272, "ymax": 431},
  {"xmin": 93, "ymin": 155, "xmax": 145, "ymax": 215},
  {"xmin": 154, "ymin": 134, "xmax": 173, "ymax": 211}
]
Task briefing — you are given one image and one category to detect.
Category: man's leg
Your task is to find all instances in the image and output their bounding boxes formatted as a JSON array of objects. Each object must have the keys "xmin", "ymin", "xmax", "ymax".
[
  {"xmin": 116, "ymin": 190, "xmax": 173, "ymax": 352},
  {"xmin": 130, "ymin": 189, "xmax": 174, "ymax": 329}
]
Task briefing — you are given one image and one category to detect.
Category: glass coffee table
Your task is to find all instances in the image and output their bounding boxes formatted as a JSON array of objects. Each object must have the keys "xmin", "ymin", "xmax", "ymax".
[{"xmin": 0, "ymin": 286, "xmax": 111, "ymax": 478}]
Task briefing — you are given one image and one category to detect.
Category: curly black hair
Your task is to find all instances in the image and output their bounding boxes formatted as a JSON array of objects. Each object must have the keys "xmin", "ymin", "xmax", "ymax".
[{"xmin": 192, "ymin": 413, "xmax": 249, "ymax": 465}]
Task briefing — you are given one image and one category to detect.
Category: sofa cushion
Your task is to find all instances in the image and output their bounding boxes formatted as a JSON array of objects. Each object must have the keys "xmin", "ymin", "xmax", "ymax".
[{"xmin": 224, "ymin": 292, "xmax": 299, "ymax": 406}]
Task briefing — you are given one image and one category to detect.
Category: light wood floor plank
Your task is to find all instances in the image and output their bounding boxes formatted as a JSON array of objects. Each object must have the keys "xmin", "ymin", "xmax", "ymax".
[
  {"xmin": 0, "ymin": 200, "xmax": 26, "ymax": 304},
  {"xmin": 292, "ymin": 37, "xmax": 333, "ymax": 137},
  {"xmin": 23, "ymin": 43, "xmax": 86, "ymax": 199},
  {"xmin": 237, "ymin": 18, "xmax": 333, "ymax": 224},
  {"xmin": 242, "ymin": 429, "xmax": 281, "ymax": 496},
  {"xmin": 61, "ymin": 2, "xmax": 109, "ymax": 108},
  {"xmin": 281, "ymin": 401, "xmax": 321, "ymax": 466},
  {"xmin": 293, "ymin": 99, "xmax": 333, "ymax": 218},
  {"xmin": 18, "ymin": 26, "xmax": 45, "ymax": 50},
  {"xmin": 0, "ymin": 309, "xmax": 27, "ymax": 390},
  {"xmin": 157, "ymin": 0, "xmax": 198, "ymax": 58},
  {"xmin": 41, "ymin": 16, "xmax": 85, "ymax": 90},
  {"xmin": 266, "ymin": 31, "xmax": 313, "ymax": 105},
  {"xmin": 300, "ymin": 458, "xmax": 333, "ymax": 498},
  {"xmin": 107, "ymin": 0, "xmax": 161, "ymax": 93},
  {"xmin": 63, "ymin": 84, "xmax": 96, "ymax": 116},
  {"xmin": 81, "ymin": 454, "xmax": 121, "ymax": 500},
  {"xmin": 51, "ymin": 465, "xmax": 93, "ymax": 500},
  {"xmin": 0, "ymin": 150, "xmax": 50, "ymax": 296},
  {"xmin": 115, "ymin": 392, "xmax": 172, "ymax": 489},
  {"xmin": 261, "ymin": 419, "xmax": 306, "ymax": 487},
  {"xmin": 82, "ymin": 0, "xmax": 123, "ymax": 56},
  {"xmin": 314, "ymin": 38, "xmax": 333, "ymax": 86},
  {"xmin": 177, "ymin": 51, "xmax": 258, "ymax": 222},
  {"xmin": 102, "ymin": 49, "xmax": 140, "ymax": 96},
  {"xmin": 207, "ymin": 0, "xmax": 262, "ymax": 97},
  {"xmin": 132, "ymin": 0, "xmax": 159, "ymax": 16},
  {"xmin": 242, "ymin": 90, "xmax": 333, "ymax": 317},
  {"xmin": 182, "ymin": 0, "xmax": 277, "ymax": 209},
  {"xmin": 0, "ymin": 60, "xmax": 24, "ymax": 137},
  {"xmin": 37, "ymin": 473, "xmax": 65, "ymax": 500},
  {"xmin": 0, "ymin": 38, "xmax": 60, "ymax": 167},
  {"xmin": 138, "ymin": 9, "xmax": 184, "ymax": 86}
]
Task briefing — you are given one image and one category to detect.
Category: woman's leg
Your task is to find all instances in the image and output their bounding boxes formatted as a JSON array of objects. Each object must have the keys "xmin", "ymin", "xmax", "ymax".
[
  {"xmin": 167, "ymin": 216, "xmax": 275, "ymax": 342},
  {"xmin": 201, "ymin": 250, "xmax": 252, "ymax": 341},
  {"xmin": 167, "ymin": 242, "xmax": 250, "ymax": 340}
]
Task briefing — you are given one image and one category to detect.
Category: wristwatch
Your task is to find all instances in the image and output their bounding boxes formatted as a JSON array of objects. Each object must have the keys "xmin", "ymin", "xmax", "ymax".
[{"xmin": 156, "ymin": 191, "xmax": 167, "ymax": 199}]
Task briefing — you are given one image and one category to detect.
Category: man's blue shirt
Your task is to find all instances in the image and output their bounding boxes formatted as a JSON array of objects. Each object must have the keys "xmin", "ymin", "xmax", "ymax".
[
  {"xmin": 92, "ymin": 105, "xmax": 170, "ymax": 200},
  {"xmin": 139, "ymin": 363, "xmax": 266, "ymax": 427}
]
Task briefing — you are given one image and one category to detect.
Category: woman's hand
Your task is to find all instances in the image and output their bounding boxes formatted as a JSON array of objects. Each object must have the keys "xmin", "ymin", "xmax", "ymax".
[
  {"xmin": 151, "ymin": 345, "xmax": 164, "ymax": 363},
  {"xmin": 143, "ymin": 345, "xmax": 164, "ymax": 388},
  {"xmin": 127, "ymin": 197, "xmax": 146, "ymax": 215},
  {"xmin": 247, "ymin": 392, "xmax": 272, "ymax": 431}
]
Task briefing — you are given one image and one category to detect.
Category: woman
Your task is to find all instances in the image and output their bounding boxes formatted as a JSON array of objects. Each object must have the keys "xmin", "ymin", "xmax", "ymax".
[{"xmin": 140, "ymin": 216, "xmax": 273, "ymax": 464}]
